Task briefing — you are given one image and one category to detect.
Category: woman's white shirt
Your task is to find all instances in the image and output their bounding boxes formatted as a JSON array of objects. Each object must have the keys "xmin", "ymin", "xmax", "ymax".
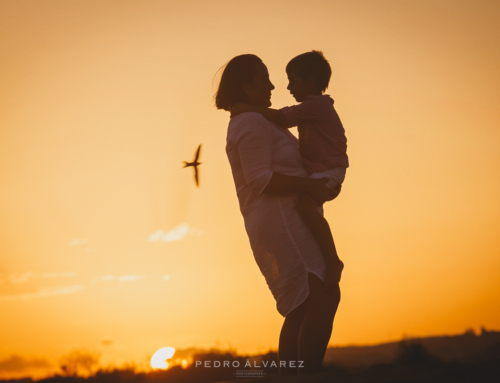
[{"xmin": 226, "ymin": 112, "xmax": 327, "ymax": 317}]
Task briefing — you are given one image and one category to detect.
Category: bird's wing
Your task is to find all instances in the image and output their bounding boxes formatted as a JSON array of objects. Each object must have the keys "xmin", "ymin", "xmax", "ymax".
[
  {"xmin": 194, "ymin": 166, "xmax": 199, "ymax": 187},
  {"xmin": 194, "ymin": 144, "xmax": 202, "ymax": 162}
]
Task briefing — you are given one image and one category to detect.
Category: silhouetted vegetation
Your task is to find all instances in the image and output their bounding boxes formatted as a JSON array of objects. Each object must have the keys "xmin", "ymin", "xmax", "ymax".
[
  {"xmin": 2, "ymin": 331, "xmax": 500, "ymax": 383},
  {"xmin": 59, "ymin": 351, "xmax": 101, "ymax": 378},
  {"xmin": 394, "ymin": 340, "xmax": 440, "ymax": 365}
]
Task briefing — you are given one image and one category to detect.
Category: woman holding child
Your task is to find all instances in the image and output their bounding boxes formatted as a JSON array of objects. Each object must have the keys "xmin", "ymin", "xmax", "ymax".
[{"xmin": 214, "ymin": 51, "xmax": 348, "ymax": 375}]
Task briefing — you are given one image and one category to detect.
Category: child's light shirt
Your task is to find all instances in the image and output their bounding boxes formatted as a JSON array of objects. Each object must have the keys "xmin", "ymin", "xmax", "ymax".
[{"xmin": 280, "ymin": 94, "xmax": 349, "ymax": 173}]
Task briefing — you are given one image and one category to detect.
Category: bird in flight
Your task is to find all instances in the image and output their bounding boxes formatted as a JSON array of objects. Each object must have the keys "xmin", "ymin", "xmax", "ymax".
[{"xmin": 183, "ymin": 144, "xmax": 202, "ymax": 187}]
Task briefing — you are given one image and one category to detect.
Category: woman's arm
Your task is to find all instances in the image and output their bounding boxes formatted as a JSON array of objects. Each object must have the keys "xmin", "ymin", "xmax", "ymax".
[{"xmin": 264, "ymin": 172, "xmax": 316, "ymax": 195}]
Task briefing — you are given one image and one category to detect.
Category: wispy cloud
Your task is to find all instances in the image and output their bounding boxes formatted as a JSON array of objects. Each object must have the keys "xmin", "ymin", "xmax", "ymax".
[
  {"xmin": 69, "ymin": 238, "xmax": 88, "ymax": 246},
  {"xmin": 118, "ymin": 275, "xmax": 144, "ymax": 282},
  {"xmin": 101, "ymin": 337, "xmax": 114, "ymax": 346},
  {"xmin": 69, "ymin": 239, "xmax": 97, "ymax": 253},
  {"xmin": 163, "ymin": 275, "xmax": 171, "ymax": 281},
  {"xmin": 6, "ymin": 272, "xmax": 76, "ymax": 284},
  {"xmin": 0, "ymin": 285, "xmax": 84, "ymax": 302},
  {"xmin": 147, "ymin": 223, "xmax": 204, "ymax": 242},
  {"xmin": 93, "ymin": 274, "xmax": 145, "ymax": 283},
  {"xmin": 100, "ymin": 275, "xmax": 116, "ymax": 281},
  {"xmin": 0, "ymin": 355, "xmax": 51, "ymax": 372},
  {"xmin": 8, "ymin": 273, "xmax": 34, "ymax": 283}
]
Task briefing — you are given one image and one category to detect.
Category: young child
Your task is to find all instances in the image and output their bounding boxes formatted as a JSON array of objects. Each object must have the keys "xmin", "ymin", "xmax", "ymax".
[{"xmin": 231, "ymin": 51, "xmax": 348, "ymax": 293}]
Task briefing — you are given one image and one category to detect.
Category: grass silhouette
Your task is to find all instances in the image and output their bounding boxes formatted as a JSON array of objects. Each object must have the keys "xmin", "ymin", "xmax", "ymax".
[{"xmin": 2, "ymin": 331, "xmax": 500, "ymax": 383}]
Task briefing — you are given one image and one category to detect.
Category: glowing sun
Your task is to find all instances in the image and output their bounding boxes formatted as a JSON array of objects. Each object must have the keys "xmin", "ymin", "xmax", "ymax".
[{"xmin": 150, "ymin": 347, "xmax": 175, "ymax": 370}]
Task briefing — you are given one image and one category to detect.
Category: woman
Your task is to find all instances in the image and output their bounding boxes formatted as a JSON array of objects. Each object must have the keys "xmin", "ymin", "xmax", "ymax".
[{"xmin": 215, "ymin": 54, "xmax": 341, "ymax": 375}]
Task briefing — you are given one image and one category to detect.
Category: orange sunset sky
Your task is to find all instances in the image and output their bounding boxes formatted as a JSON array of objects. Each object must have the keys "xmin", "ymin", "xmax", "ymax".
[{"xmin": 1, "ymin": 0, "xmax": 499, "ymax": 379}]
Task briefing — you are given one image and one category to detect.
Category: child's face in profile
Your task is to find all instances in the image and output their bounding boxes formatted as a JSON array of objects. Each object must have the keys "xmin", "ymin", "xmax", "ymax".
[{"xmin": 286, "ymin": 68, "xmax": 317, "ymax": 102}]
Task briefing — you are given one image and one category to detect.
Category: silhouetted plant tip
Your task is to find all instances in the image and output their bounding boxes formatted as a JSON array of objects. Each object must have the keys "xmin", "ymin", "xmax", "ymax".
[
  {"xmin": 394, "ymin": 340, "xmax": 440, "ymax": 365},
  {"xmin": 59, "ymin": 350, "xmax": 101, "ymax": 377}
]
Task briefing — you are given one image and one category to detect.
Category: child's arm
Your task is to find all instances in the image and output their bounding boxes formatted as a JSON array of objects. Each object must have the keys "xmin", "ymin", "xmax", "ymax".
[{"xmin": 231, "ymin": 103, "xmax": 290, "ymax": 128}]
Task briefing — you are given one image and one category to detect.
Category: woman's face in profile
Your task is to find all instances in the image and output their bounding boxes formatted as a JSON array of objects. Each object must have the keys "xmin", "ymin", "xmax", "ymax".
[{"xmin": 243, "ymin": 62, "xmax": 275, "ymax": 108}]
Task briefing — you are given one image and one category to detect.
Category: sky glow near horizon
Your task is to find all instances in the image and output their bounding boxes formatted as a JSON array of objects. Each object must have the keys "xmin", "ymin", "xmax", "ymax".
[{"xmin": 1, "ymin": 0, "xmax": 499, "ymax": 379}]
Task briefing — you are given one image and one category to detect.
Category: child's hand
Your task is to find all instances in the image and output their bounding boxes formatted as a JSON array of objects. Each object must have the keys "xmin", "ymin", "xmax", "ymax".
[
  {"xmin": 309, "ymin": 178, "xmax": 331, "ymax": 205},
  {"xmin": 230, "ymin": 103, "xmax": 249, "ymax": 118},
  {"xmin": 326, "ymin": 184, "xmax": 342, "ymax": 201}
]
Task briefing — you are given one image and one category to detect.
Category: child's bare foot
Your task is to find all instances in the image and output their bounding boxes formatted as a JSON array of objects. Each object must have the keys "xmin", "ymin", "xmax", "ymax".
[{"xmin": 325, "ymin": 260, "xmax": 344, "ymax": 293}]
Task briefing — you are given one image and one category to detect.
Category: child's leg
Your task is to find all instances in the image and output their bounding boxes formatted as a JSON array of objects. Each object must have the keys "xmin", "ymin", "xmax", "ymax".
[{"xmin": 297, "ymin": 193, "xmax": 344, "ymax": 287}]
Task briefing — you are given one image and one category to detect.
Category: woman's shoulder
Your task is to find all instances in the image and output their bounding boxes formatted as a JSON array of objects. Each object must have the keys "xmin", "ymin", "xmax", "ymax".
[
  {"xmin": 229, "ymin": 112, "xmax": 271, "ymax": 128},
  {"xmin": 227, "ymin": 112, "xmax": 273, "ymax": 141}
]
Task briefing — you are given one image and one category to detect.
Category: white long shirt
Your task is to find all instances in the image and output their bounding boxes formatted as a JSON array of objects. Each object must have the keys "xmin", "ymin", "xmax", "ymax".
[{"xmin": 226, "ymin": 112, "xmax": 327, "ymax": 317}]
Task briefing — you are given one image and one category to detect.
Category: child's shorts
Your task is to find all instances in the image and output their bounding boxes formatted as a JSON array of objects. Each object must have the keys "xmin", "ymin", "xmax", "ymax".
[{"xmin": 310, "ymin": 167, "xmax": 346, "ymax": 190}]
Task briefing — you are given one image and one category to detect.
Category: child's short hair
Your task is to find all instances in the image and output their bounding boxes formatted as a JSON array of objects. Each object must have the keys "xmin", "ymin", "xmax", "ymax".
[{"xmin": 286, "ymin": 50, "xmax": 331, "ymax": 92}]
